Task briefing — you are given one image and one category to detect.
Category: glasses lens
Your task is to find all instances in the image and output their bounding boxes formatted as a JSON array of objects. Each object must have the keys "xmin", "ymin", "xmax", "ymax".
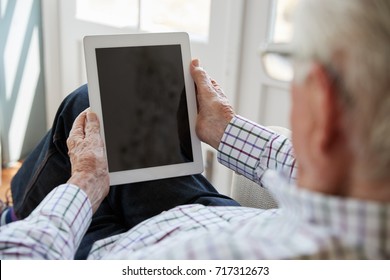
[{"xmin": 261, "ymin": 53, "xmax": 293, "ymax": 82}]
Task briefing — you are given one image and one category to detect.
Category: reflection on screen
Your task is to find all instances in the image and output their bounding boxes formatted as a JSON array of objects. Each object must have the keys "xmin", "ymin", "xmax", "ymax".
[{"xmin": 95, "ymin": 45, "xmax": 193, "ymax": 172}]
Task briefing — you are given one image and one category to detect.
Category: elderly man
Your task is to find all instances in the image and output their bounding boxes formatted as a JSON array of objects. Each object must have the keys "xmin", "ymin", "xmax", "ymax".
[{"xmin": 1, "ymin": 0, "xmax": 389, "ymax": 259}]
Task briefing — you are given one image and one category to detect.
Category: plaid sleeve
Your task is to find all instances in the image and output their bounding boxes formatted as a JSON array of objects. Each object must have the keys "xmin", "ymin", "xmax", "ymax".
[
  {"xmin": 217, "ymin": 115, "xmax": 297, "ymax": 184},
  {"xmin": 0, "ymin": 184, "xmax": 92, "ymax": 259}
]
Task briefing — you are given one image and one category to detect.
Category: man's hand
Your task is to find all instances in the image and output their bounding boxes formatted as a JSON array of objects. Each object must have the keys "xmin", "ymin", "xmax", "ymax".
[
  {"xmin": 66, "ymin": 109, "xmax": 109, "ymax": 213},
  {"xmin": 190, "ymin": 59, "xmax": 235, "ymax": 149}
]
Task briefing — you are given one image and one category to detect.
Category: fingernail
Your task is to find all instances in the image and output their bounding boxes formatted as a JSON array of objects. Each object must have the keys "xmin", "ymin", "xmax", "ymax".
[
  {"xmin": 192, "ymin": 59, "xmax": 200, "ymax": 67},
  {"xmin": 86, "ymin": 111, "xmax": 94, "ymax": 122}
]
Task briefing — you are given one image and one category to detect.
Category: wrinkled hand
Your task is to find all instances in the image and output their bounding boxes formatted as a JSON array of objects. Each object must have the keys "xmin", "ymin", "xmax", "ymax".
[
  {"xmin": 190, "ymin": 59, "xmax": 235, "ymax": 149},
  {"xmin": 66, "ymin": 109, "xmax": 109, "ymax": 213}
]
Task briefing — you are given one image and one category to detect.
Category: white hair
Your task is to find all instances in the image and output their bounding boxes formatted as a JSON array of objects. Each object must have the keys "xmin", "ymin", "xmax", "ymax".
[{"xmin": 292, "ymin": 0, "xmax": 390, "ymax": 180}]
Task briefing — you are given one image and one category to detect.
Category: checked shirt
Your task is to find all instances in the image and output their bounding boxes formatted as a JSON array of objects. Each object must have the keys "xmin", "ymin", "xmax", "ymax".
[{"xmin": 0, "ymin": 116, "xmax": 389, "ymax": 259}]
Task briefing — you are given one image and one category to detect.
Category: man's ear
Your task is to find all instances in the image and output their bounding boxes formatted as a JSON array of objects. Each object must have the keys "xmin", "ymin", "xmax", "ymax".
[{"xmin": 308, "ymin": 63, "xmax": 341, "ymax": 154}]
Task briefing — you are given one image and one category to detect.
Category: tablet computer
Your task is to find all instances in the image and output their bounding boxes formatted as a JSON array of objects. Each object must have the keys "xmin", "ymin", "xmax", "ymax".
[{"xmin": 83, "ymin": 32, "xmax": 203, "ymax": 185}]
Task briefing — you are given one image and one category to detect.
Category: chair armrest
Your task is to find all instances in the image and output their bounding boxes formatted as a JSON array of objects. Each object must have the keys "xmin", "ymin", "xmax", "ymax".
[{"xmin": 231, "ymin": 173, "xmax": 278, "ymax": 209}]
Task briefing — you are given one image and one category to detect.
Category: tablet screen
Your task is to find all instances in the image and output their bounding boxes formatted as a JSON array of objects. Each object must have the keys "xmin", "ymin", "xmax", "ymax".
[{"xmin": 95, "ymin": 45, "xmax": 194, "ymax": 172}]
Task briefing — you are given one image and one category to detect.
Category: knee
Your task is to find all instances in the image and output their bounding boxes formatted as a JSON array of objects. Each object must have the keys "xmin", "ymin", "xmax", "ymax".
[
  {"xmin": 63, "ymin": 84, "xmax": 90, "ymax": 112},
  {"xmin": 52, "ymin": 84, "xmax": 90, "ymax": 140},
  {"xmin": 57, "ymin": 84, "xmax": 90, "ymax": 121}
]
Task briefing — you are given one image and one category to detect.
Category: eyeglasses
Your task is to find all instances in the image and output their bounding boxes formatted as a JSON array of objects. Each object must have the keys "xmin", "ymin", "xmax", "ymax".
[
  {"xmin": 258, "ymin": 43, "xmax": 294, "ymax": 82},
  {"xmin": 259, "ymin": 43, "xmax": 351, "ymax": 105}
]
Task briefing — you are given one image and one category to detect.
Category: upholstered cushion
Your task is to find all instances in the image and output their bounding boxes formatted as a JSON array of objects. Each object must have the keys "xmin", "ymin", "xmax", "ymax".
[{"xmin": 231, "ymin": 173, "xmax": 278, "ymax": 209}]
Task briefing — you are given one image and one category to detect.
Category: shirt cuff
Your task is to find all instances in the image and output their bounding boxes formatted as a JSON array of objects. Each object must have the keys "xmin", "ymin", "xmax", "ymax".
[
  {"xmin": 30, "ymin": 184, "xmax": 93, "ymax": 248},
  {"xmin": 217, "ymin": 115, "xmax": 275, "ymax": 182}
]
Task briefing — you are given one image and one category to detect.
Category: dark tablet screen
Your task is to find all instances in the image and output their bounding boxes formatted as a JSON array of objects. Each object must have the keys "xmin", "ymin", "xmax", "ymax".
[{"xmin": 95, "ymin": 45, "xmax": 194, "ymax": 172}]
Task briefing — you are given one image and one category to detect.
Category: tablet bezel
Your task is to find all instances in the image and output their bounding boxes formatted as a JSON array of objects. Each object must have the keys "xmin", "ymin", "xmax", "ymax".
[{"xmin": 83, "ymin": 32, "xmax": 203, "ymax": 185}]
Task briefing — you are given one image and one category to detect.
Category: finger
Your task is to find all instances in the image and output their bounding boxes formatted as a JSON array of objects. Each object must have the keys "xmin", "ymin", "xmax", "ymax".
[
  {"xmin": 69, "ymin": 109, "xmax": 88, "ymax": 141},
  {"xmin": 190, "ymin": 59, "xmax": 210, "ymax": 87},
  {"xmin": 191, "ymin": 62, "xmax": 219, "ymax": 99},
  {"xmin": 85, "ymin": 111, "xmax": 101, "ymax": 138},
  {"xmin": 67, "ymin": 109, "xmax": 88, "ymax": 153},
  {"xmin": 192, "ymin": 58, "xmax": 200, "ymax": 67},
  {"xmin": 211, "ymin": 79, "xmax": 221, "ymax": 90}
]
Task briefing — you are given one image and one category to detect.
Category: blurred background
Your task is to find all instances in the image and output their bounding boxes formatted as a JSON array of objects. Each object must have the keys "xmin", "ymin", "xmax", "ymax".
[{"xmin": 0, "ymin": 0, "xmax": 296, "ymax": 197}]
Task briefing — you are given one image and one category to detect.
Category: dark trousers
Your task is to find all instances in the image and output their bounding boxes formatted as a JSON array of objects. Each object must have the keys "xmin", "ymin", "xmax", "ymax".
[{"xmin": 11, "ymin": 84, "xmax": 239, "ymax": 259}]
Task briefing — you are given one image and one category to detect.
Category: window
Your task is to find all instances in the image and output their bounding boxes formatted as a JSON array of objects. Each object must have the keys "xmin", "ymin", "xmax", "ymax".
[
  {"xmin": 261, "ymin": 0, "xmax": 297, "ymax": 82},
  {"xmin": 76, "ymin": 0, "xmax": 211, "ymax": 41},
  {"xmin": 76, "ymin": 0, "xmax": 139, "ymax": 28},
  {"xmin": 271, "ymin": 0, "xmax": 296, "ymax": 43}
]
